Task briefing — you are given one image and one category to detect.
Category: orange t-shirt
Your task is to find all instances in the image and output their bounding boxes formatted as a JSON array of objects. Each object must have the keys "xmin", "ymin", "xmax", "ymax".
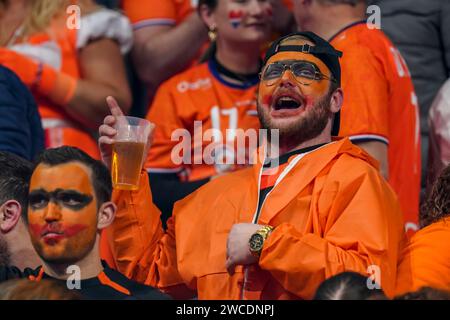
[
  {"xmin": 331, "ymin": 21, "xmax": 421, "ymax": 232},
  {"xmin": 122, "ymin": 0, "xmax": 195, "ymax": 29},
  {"xmin": 144, "ymin": 59, "xmax": 260, "ymax": 181},
  {"xmin": 395, "ymin": 216, "xmax": 450, "ymax": 295}
]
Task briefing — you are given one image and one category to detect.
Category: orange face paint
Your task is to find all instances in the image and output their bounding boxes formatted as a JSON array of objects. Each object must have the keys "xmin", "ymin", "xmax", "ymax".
[
  {"xmin": 258, "ymin": 39, "xmax": 333, "ymax": 122},
  {"xmin": 28, "ymin": 162, "xmax": 99, "ymax": 264},
  {"xmin": 257, "ymin": 38, "xmax": 336, "ymax": 146},
  {"xmin": 28, "ymin": 223, "xmax": 88, "ymax": 245},
  {"xmin": 260, "ymin": 52, "xmax": 332, "ymax": 101},
  {"xmin": 262, "ymin": 94, "xmax": 273, "ymax": 106}
]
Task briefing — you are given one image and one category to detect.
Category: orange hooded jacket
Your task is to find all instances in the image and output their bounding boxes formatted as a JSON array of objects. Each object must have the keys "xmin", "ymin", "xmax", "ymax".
[
  {"xmin": 395, "ymin": 216, "xmax": 450, "ymax": 295},
  {"xmin": 102, "ymin": 138, "xmax": 405, "ymax": 299}
]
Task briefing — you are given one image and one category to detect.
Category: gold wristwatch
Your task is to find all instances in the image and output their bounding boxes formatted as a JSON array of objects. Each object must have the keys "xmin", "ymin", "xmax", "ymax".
[{"xmin": 249, "ymin": 225, "xmax": 274, "ymax": 257}]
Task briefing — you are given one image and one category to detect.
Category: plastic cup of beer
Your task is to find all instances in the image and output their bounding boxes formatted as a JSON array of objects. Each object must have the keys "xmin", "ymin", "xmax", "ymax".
[{"xmin": 111, "ymin": 116, "xmax": 150, "ymax": 191}]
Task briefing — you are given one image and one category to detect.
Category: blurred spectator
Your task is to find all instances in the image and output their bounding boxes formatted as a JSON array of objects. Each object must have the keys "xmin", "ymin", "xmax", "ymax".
[
  {"xmin": 0, "ymin": 0, "xmax": 132, "ymax": 159},
  {"xmin": 121, "ymin": 0, "xmax": 209, "ymax": 101},
  {"xmin": 0, "ymin": 278, "xmax": 82, "ymax": 300},
  {"xmin": 271, "ymin": 0, "xmax": 297, "ymax": 36},
  {"xmin": 314, "ymin": 271, "xmax": 387, "ymax": 300},
  {"xmin": 0, "ymin": 66, "xmax": 44, "ymax": 161},
  {"xmin": 0, "ymin": 151, "xmax": 40, "ymax": 270},
  {"xmin": 369, "ymin": 0, "xmax": 450, "ymax": 192},
  {"xmin": 395, "ymin": 287, "xmax": 450, "ymax": 300},
  {"xmin": 292, "ymin": 0, "xmax": 421, "ymax": 233},
  {"xmin": 143, "ymin": 0, "xmax": 273, "ymax": 226},
  {"xmin": 0, "ymin": 147, "xmax": 169, "ymax": 300},
  {"xmin": 396, "ymin": 163, "xmax": 450, "ymax": 295},
  {"xmin": 282, "ymin": 0, "xmax": 293, "ymax": 10},
  {"xmin": 427, "ymin": 78, "xmax": 450, "ymax": 189}
]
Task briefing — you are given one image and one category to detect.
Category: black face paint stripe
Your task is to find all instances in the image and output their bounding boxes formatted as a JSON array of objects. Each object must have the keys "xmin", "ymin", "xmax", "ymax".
[
  {"xmin": 29, "ymin": 189, "xmax": 50, "ymax": 209},
  {"xmin": 55, "ymin": 190, "xmax": 93, "ymax": 211},
  {"xmin": 28, "ymin": 188, "xmax": 93, "ymax": 211}
]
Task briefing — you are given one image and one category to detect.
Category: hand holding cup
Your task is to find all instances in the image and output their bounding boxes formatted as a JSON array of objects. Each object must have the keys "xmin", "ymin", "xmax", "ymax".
[{"xmin": 99, "ymin": 96, "xmax": 155, "ymax": 190}]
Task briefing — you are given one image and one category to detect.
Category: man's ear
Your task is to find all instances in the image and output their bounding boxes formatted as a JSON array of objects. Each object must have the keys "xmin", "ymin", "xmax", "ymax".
[
  {"xmin": 199, "ymin": 3, "xmax": 216, "ymax": 30},
  {"xmin": 0, "ymin": 200, "xmax": 22, "ymax": 234},
  {"xmin": 97, "ymin": 202, "xmax": 116, "ymax": 230},
  {"xmin": 330, "ymin": 88, "xmax": 344, "ymax": 114}
]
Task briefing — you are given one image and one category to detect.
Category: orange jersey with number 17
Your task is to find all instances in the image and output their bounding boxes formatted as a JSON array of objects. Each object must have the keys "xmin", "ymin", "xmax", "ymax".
[
  {"xmin": 331, "ymin": 22, "xmax": 421, "ymax": 233},
  {"xmin": 144, "ymin": 59, "xmax": 260, "ymax": 181}
]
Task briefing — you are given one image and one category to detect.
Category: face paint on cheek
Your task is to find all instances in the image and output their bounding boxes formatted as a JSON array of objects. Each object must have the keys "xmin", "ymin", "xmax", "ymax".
[
  {"xmin": 262, "ymin": 94, "xmax": 273, "ymax": 107},
  {"xmin": 28, "ymin": 222, "xmax": 89, "ymax": 245},
  {"xmin": 28, "ymin": 223, "xmax": 65, "ymax": 246},
  {"xmin": 63, "ymin": 224, "xmax": 88, "ymax": 237},
  {"xmin": 304, "ymin": 95, "xmax": 315, "ymax": 108},
  {"xmin": 258, "ymin": 82, "xmax": 275, "ymax": 107},
  {"xmin": 264, "ymin": 7, "xmax": 273, "ymax": 18},
  {"xmin": 28, "ymin": 223, "xmax": 44, "ymax": 239},
  {"xmin": 302, "ymin": 81, "xmax": 330, "ymax": 107},
  {"xmin": 229, "ymin": 10, "xmax": 244, "ymax": 29}
]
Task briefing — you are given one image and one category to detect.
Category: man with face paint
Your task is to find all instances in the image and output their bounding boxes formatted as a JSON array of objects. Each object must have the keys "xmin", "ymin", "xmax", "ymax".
[
  {"xmin": 100, "ymin": 32, "xmax": 404, "ymax": 299},
  {"xmin": 0, "ymin": 147, "xmax": 169, "ymax": 300}
]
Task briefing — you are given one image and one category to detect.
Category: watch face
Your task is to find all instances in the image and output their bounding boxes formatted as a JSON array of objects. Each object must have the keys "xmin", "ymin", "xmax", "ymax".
[{"xmin": 249, "ymin": 233, "xmax": 264, "ymax": 252}]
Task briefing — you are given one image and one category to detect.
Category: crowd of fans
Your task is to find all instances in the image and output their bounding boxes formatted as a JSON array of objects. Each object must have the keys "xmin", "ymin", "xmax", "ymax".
[{"xmin": 0, "ymin": 0, "xmax": 449, "ymax": 300}]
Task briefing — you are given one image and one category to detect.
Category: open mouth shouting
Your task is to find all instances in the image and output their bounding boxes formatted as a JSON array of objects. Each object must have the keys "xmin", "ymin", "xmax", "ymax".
[{"xmin": 271, "ymin": 91, "xmax": 306, "ymax": 117}]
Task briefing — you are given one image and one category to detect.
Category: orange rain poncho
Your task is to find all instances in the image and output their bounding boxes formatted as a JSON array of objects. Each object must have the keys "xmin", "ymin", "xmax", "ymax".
[{"xmin": 102, "ymin": 138, "xmax": 405, "ymax": 299}]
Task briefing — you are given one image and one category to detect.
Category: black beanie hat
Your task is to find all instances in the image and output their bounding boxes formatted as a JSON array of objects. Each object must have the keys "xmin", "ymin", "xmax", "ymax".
[{"xmin": 263, "ymin": 31, "xmax": 343, "ymax": 135}]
